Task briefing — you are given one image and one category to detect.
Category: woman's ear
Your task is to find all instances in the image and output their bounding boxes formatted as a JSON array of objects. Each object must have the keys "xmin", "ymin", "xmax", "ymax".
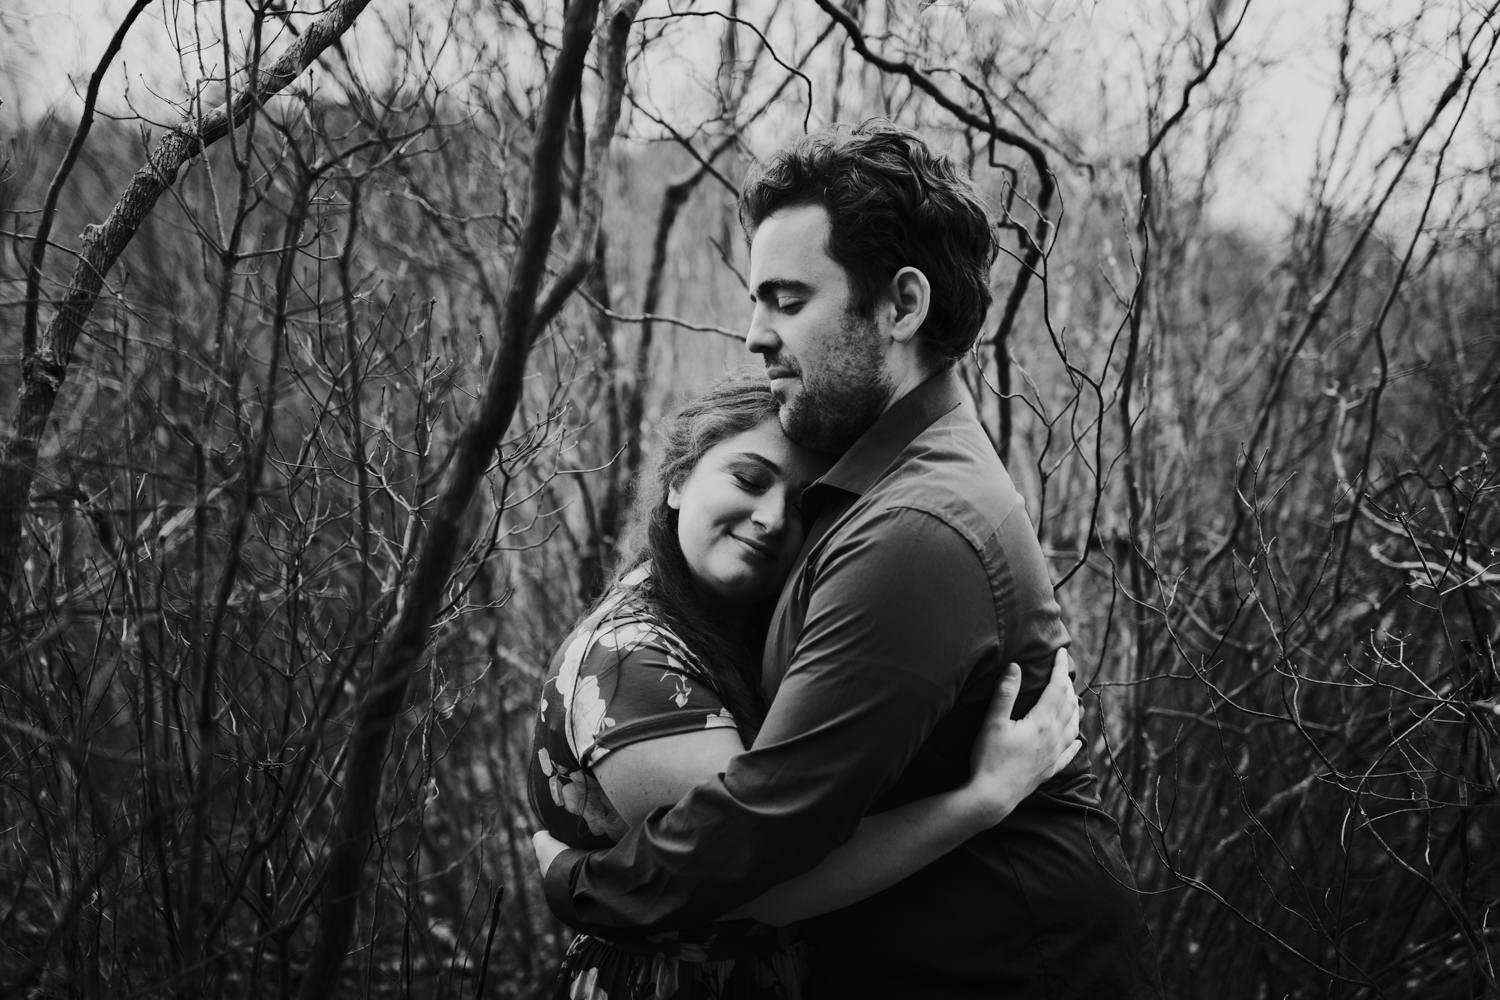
[
  {"xmin": 885, "ymin": 266, "xmax": 931, "ymax": 345},
  {"xmin": 667, "ymin": 484, "xmax": 683, "ymax": 510}
]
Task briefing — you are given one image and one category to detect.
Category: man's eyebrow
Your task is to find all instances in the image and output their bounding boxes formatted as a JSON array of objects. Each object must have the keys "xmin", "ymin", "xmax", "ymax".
[{"xmin": 750, "ymin": 279, "xmax": 814, "ymax": 302}]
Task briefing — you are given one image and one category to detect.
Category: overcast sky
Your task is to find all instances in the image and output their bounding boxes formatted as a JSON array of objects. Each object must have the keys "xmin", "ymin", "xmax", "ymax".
[{"xmin": 2, "ymin": 0, "xmax": 1492, "ymax": 234}]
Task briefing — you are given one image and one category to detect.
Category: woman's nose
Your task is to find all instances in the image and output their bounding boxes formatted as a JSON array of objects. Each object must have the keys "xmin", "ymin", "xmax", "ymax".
[{"xmin": 750, "ymin": 494, "xmax": 786, "ymax": 535}]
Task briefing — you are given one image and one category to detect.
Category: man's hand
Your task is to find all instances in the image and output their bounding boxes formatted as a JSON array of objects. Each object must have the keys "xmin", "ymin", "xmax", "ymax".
[
  {"xmin": 532, "ymin": 830, "xmax": 567, "ymax": 879},
  {"xmin": 962, "ymin": 649, "xmax": 1082, "ymax": 826}
]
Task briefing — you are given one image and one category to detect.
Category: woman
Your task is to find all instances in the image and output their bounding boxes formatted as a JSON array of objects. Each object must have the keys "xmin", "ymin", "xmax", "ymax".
[{"xmin": 528, "ymin": 372, "xmax": 1079, "ymax": 999}]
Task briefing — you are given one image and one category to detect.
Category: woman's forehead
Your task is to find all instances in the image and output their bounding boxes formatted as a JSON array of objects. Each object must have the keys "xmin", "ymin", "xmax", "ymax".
[{"xmin": 704, "ymin": 419, "xmax": 829, "ymax": 482}]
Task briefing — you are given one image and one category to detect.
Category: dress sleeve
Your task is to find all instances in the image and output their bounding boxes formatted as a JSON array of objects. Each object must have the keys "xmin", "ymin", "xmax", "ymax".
[
  {"xmin": 544, "ymin": 508, "xmax": 995, "ymax": 935},
  {"xmin": 566, "ymin": 617, "xmax": 741, "ymax": 769}
]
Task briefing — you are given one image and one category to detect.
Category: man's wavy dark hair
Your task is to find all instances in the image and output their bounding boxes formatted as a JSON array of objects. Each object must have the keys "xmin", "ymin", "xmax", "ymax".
[{"xmin": 737, "ymin": 119, "xmax": 1000, "ymax": 364}]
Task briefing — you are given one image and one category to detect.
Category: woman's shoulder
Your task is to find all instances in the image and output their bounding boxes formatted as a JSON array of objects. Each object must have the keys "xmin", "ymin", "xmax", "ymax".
[
  {"xmin": 548, "ymin": 585, "xmax": 695, "ymax": 683},
  {"xmin": 579, "ymin": 571, "xmax": 697, "ymax": 654},
  {"xmin": 539, "ymin": 574, "xmax": 732, "ymax": 771}
]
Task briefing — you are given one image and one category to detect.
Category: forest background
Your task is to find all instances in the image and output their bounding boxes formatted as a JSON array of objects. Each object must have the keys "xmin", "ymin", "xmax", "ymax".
[{"xmin": 1, "ymin": 0, "xmax": 1497, "ymax": 996}]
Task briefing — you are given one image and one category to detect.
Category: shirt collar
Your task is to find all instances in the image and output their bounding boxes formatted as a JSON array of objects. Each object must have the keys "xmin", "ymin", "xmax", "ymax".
[{"xmin": 812, "ymin": 368, "xmax": 970, "ymax": 501}]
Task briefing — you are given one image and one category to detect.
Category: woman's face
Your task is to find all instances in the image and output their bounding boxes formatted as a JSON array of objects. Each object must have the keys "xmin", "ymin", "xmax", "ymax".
[{"xmin": 668, "ymin": 417, "xmax": 830, "ymax": 604}]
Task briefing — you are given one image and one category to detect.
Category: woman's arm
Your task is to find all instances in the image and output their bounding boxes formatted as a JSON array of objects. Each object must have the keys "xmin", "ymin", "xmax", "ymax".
[
  {"xmin": 590, "ymin": 726, "xmax": 747, "ymax": 826},
  {"xmin": 567, "ymin": 650, "xmax": 1081, "ymax": 925}
]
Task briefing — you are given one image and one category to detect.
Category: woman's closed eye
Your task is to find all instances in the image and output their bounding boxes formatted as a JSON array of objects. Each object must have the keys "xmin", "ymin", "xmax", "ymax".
[{"xmin": 731, "ymin": 470, "xmax": 772, "ymax": 493}]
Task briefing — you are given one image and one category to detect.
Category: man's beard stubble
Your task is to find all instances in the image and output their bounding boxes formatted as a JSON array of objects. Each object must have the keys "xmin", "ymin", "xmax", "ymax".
[{"xmin": 778, "ymin": 310, "xmax": 890, "ymax": 455}]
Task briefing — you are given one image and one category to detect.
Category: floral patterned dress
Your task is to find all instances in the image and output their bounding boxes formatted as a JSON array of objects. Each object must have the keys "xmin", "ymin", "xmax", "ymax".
[{"xmin": 529, "ymin": 568, "xmax": 804, "ymax": 1000}]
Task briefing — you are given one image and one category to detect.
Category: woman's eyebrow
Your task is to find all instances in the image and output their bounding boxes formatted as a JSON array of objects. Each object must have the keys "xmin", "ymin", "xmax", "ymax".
[{"xmin": 728, "ymin": 452, "xmax": 782, "ymax": 474}]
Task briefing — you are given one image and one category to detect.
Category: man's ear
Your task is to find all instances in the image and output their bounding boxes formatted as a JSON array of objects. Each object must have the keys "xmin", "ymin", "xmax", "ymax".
[{"xmin": 885, "ymin": 267, "xmax": 931, "ymax": 345}]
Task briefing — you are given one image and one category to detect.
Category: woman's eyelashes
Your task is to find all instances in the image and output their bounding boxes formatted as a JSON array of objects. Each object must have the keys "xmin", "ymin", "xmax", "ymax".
[
  {"xmin": 725, "ymin": 458, "xmax": 811, "ymax": 530},
  {"xmin": 730, "ymin": 467, "xmax": 773, "ymax": 494},
  {"xmin": 727, "ymin": 464, "xmax": 804, "ymax": 525}
]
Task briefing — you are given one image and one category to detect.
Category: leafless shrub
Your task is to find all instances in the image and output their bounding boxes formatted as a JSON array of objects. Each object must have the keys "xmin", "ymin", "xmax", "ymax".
[{"xmin": 2, "ymin": 2, "xmax": 1496, "ymax": 997}]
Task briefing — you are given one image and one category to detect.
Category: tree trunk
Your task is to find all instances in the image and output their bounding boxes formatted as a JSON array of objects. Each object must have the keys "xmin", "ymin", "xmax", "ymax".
[
  {"xmin": 0, "ymin": 0, "xmax": 376, "ymax": 601},
  {"xmin": 293, "ymin": 0, "xmax": 645, "ymax": 993}
]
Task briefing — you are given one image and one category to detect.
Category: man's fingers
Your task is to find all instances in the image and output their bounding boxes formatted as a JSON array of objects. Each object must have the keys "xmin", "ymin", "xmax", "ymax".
[{"xmin": 532, "ymin": 830, "xmax": 565, "ymax": 878}]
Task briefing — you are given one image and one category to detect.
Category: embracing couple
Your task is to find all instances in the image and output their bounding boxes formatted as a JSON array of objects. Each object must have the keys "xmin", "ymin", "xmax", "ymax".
[{"xmin": 529, "ymin": 120, "xmax": 1159, "ymax": 999}]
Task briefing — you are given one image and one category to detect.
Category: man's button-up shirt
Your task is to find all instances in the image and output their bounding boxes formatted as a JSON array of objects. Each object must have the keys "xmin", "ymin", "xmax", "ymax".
[{"xmin": 544, "ymin": 370, "xmax": 1159, "ymax": 998}]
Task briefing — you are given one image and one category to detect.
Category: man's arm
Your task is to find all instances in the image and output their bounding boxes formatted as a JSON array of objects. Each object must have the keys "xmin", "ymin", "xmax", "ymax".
[
  {"xmin": 542, "ymin": 509, "xmax": 1014, "ymax": 935},
  {"xmin": 535, "ymin": 652, "xmax": 1082, "ymax": 925}
]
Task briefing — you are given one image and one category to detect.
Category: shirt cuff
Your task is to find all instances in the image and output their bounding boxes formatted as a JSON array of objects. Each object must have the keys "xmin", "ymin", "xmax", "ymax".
[{"xmin": 541, "ymin": 846, "xmax": 587, "ymax": 921}]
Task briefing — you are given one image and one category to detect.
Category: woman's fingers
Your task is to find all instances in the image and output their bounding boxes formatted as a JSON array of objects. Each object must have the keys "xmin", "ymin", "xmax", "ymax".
[
  {"xmin": 992, "ymin": 662, "xmax": 1022, "ymax": 720},
  {"xmin": 1036, "ymin": 650, "xmax": 1082, "ymax": 772},
  {"xmin": 1032, "ymin": 649, "xmax": 1078, "ymax": 738},
  {"xmin": 1052, "ymin": 734, "xmax": 1083, "ymax": 776},
  {"xmin": 963, "ymin": 649, "xmax": 1086, "ymax": 825}
]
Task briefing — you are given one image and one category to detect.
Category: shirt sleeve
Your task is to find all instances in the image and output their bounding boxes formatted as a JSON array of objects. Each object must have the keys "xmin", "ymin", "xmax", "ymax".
[
  {"xmin": 534, "ymin": 615, "xmax": 745, "ymax": 851},
  {"xmin": 567, "ymin": 619, "xmax": 741, "ymax": 768},
  {"xmin": 543, "ymin": 507, "xmax": 995, "ymax": 935},
  {"xmin": 584, "ymin": 634, "xmax": 740, "ymax": 765}
]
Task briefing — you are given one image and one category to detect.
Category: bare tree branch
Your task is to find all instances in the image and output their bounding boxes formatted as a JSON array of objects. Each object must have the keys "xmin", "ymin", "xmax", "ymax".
[
  {"xmin": 0, "ymin": 0, "xmax": 378, "ymax": 600},
  {"xmin": 295, "ymin": 1, "xmax": 637, "ymax": 993}
]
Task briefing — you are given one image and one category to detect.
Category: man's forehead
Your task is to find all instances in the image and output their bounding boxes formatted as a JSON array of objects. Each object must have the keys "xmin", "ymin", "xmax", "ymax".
[
  {"xmin": 748, "ymin": 205, "xmax": 841, "ymax": 282},
  {"xmin": 750, "ymin": 203, "xmax": 831, "ymax": 247}
]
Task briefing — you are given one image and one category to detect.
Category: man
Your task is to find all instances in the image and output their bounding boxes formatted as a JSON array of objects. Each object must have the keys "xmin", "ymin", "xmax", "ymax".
[{"xmin": 538, "ymin": 120, "xmax": 1158, "ymax": 997}]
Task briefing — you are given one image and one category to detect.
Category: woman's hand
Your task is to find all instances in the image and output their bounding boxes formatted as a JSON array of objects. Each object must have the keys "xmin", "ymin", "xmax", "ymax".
[
  {"xmin": 532, "ymin": 830, "xmax": 567, "ymax": 879},
  {"xmin": 960, "ymin": 649, "xmax": 1082, "ymax": 827}
]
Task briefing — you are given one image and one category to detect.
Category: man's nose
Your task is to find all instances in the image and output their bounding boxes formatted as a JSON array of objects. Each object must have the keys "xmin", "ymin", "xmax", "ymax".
[{"xmin": 746, "ymin": 308, "xmax": 778, "ymax": 355}]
